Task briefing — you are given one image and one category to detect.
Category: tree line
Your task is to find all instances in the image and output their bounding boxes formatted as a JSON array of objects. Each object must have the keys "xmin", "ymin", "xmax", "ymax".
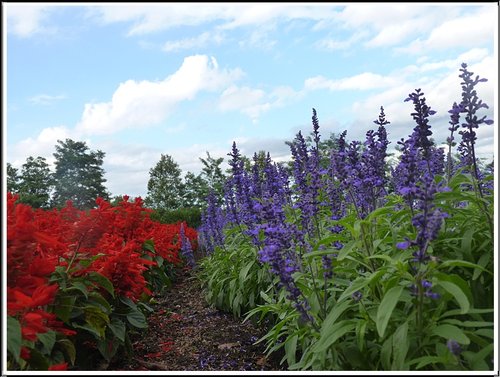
[{"xmin": 6, "ymin": 138, "xmax": 228, "ymax": 212}]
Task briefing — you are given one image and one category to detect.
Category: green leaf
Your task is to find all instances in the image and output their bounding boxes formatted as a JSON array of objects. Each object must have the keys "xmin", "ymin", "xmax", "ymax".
[
  {"xmin": 380, "ymin": 334, "xmax": 393, "ymax": 370},
  {"xmin": 432, "ymin": 324, "xmax": 470, "ymax": 345},
  {"xmin": 155, "ymin": 255, "xmax": 164, "ymax": 268},
  {"xmin": 376, "ymin": 285, "xmax": 404, "ymax": 338},
  {"xmin": 313, "ymin": 320, "xmax": 356, "ymax": 353},
  {"xmin": 97, "ymin": 337, "xmax": 121, "ymax": 361},
  {"xmin": 88, "ymin": 291, "xmax": 112, "ymax": 314},
  {"xmin": 108, "ymin": 317, "xmax": 126, "ymax": 342},
  {"xmin": 474, "ymin": 329, "xmax": 494, "ymax": 339},
  {"xmin": 438, "ymin": 259, "xmax": 490, "ymax": 275},
  {"xmin": 53, "ymin": 295, "xmax": 77, "ymax": 323},
  {"xmin": 356, "ymin": 320, "xmax": 368, "ymax": 352},
  {"xmin": 473, "ymin": 253, "xmax": 491, "ymax": 280},
  {"xmin": 57, "ymin": 338, "xmax": 76, "ymax": 365},
  {"xmin": 87, "ymin": 271, "xmax": 115, "ymax": 297},
  {"xmin": 337, "ymin": 277, "xmax": 368, "ymax": 303},
  {"xmin": 441, "ymin": 307, "xmax": 493, "ymax": 318},
  {"xmin": 66, "ymin": 280, "xmax": 89, "ymax": 299},
  {"xmin": 284, "ymin": 334, "xmax": 298, "ymax": 366},
  {"xmin": 119, "ymin": 295, "xmax": 137, "ymax": 309},
  {"xmin": 239, "ymin": 260, "xmax": 255, "ymax": 285},
  {"xmin": 392, "ymin": 321, "xmax": 409, "ymax": 370},
  {"xmin": 413, "ymin": 355, "xmax": 446, "ymax": 369},
  {"xmin": 27, "ymin": 347, "xmax": 50, "ymax": 370},
  {"xmin": 143, "ymin": 239, "xmax": 156, "ymax": 253},
  {"xmin": 260, "ymin": 291, "xmax": 273, "ymax": 304},
  {"xmin": 127, "ymin": 309, "xmax": 148, "ymax": 329},
  {"xmin": 337, "ymin": 240, "xmax": 357, "ymax": 261},
  {"xmin": 320, "ymin": 299, "xmax": 352, "ymax": 335},
  {"xmin": 460, "ymin": 228, "xmax": 474, "ymax": 256},
  {"xmin": 436, "ymin": 280, "xmax": 470, "ymax": 314},
  {"xmin": 37, "ymin": 330, "xmax": 56, "ymax": 354},
  {"xmin": 471, "ymin": 343, "xmax": 494, "ymax": 368},
  {"xmin": 7, "ymin": 316, "xmax": 22, "ymax": 362},
  {"xmin": 72, "ymin": 322, "xmax": 104, "ymax": 339}
]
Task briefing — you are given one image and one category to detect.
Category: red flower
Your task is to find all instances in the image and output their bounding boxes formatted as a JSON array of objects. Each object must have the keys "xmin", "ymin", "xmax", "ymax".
[
  {"xmin": 48, "ymin": 362, "xmax": 68, "ymax": 371},
  {"xmin": 20, "ymin": 347, "xmax": 31, "ymax": 360}
]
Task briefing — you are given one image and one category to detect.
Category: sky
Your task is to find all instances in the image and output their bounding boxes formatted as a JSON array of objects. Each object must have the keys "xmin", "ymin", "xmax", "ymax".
[{"xmin": 4, "ymin": 3, "xmax": 498, "ymax": 199}]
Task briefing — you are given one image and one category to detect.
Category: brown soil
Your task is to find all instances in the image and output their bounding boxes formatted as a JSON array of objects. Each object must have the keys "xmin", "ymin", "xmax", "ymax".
[{"xmin": 107, "ymin": 266, "xmax": 287, "ymax": 372}]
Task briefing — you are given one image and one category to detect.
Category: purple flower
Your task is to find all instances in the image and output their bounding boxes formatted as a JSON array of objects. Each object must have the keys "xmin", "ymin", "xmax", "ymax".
[
  {"xmin": 180, "ymin": 222, "xmax": 195, "ymax": 267},
  {"xmin": 456, "ymin": 63, "xmax": 494, "ymax": 185},
  {"xmin": 405, "ymin": 88, "xmax": 436, "ymax": 160},
  {"xmin": 352, "ymin": 291, "xmax": 363, "ymax": 302},
  {"xmin": 328, "ymin": 108, "xmax": 390, "ymax": 219},
  {"xmin": 409, "ymin": 280, "xmax": 440, "ymax": 300},
  {"xmin": 447, "ymin": 339, "xmax": 462, "ymax": 356},
  {"xmin": 199, "ymin": 191, "xmax": 227, "ymax": 254}
]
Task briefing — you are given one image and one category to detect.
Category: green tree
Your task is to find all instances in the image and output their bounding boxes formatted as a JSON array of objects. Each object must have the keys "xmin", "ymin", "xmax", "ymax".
[
  {"xmin": 17, "ymin": 156, "xmax": 54, "ymax": 208},
  {"xmin": 7, "ymin": 163, "xmax": 20, "ymax": 193},
  {"xmin": 52, "ymin": 139, "xmax": 109, "ymax": 209},
  {"xmin": 145, "ymin": 154, "xmax": 185, "ymax": 210},
  {"xmin": 182, "ymin": 171, "xmax": 208, "ymax": 208},
  {"xmin": 199, "ymin": 151, "xmax": 226, "ymax": 202}
]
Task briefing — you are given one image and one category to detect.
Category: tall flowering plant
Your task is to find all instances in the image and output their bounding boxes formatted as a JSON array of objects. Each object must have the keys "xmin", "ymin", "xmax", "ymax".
[{"xmin": 199, "ymin": 63, "xmax": 494, "ymax": 371}]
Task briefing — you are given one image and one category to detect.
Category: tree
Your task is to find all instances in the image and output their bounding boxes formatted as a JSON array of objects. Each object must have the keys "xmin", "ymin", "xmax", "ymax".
[
  {"xmin": 7, "ymin": 163, "xmax": 20, "ymax": 193},
  {"xmin": 52, "ymin": 139, "xmax": 109, "ymax": 209},
  {"xmin": 145, "ymin": 154, "xmax": 185, "ymax": 210},
  {"xmin": 182, "ymin": 171, "xmax": 209, "ymax": 208},
  {"xmin": 199, "ymin": 152, "xmax": 226, "ymax": 202},
  {"xmin": 18, "ymin": 156, "xmax": 54, "ymax": 208}
]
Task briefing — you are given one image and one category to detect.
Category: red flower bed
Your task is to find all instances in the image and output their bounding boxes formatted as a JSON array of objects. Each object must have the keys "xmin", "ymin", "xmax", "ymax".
[{"xmin": 6, "ymin": 193, "xmax": 198, "ymax": 371}]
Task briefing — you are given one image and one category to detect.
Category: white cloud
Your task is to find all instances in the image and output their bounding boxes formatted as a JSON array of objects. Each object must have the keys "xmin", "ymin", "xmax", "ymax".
[
  {"xmin": 162, "ymin": 31, "xmax": 224, "ymax": 52},
  {"xmin": 88, "ymin": 4, "xmax": 339, "ymax": 36},
  {"xmin": 28, "ymin": 94, "xmax": 66, "ymax": 105},
  {"xmin": 218, "ymin": 84, "xmax": 303, "ymax": 121},
  {"xmin": 238, "ymin": 27, "xmax": 277, "ymax": 51},
  {"xmin": 8, "ymin": 126, "xmax": 71, "ymax": 168},
  {"xmin": 305, "ymin": 72, "xmax": 399, "ymax": 91},
  {"xmin": 397, "ymin": 7, "xmax": 496, "ymax": 54},
  {"xmin": 334, "ymin": 4, "xmax": 451, "ymax": 48},
  {"xmin": 75, "ymin": 55, "xmax": 243, "ymax": 135},
  {"xmin": 315, "ymin": 31, "xmax": 368, "ymax": 51},
  {"xmin": 6, "ymin": 4, "xmax": 55, "ymax": 37},
  {"xmin": 218, "ymin": 86, "xmax": 269, "ymax": 121}
]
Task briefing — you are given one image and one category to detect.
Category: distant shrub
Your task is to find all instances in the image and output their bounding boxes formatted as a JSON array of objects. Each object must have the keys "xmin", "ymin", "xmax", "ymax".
[{"xmin": 150, "ymin": 207, "xmax": 202, "ymax": 229}]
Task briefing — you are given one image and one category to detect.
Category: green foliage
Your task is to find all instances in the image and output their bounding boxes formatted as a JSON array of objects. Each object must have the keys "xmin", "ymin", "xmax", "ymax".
[
  {"xmin": 182, "ymin": 172, "xmax": 209, "ymax": 208},
  {"xmin": 199, "ymin": 151, "xmax": 226, "ymax": 203},
  {"xmin": 52, "ymin": 139, "xmax": 109, "ymax": 209},
  {"xmin": 198, "ymin": 227, "xmax": 273, "ymax": 317},
  {"xmin": 7, "ymin": 162, "xmax": 21, "ymax": 193},
  {"xmin": 145, "ymin": 154, "xmax": 184, "ymax": 210},
  {"xmin": 149, "ymin": 207, "xmax": 202, "ymax": 228},
  {"xmin": 17, "ymin": 156, "xmax": 54, "ymax": 208}
]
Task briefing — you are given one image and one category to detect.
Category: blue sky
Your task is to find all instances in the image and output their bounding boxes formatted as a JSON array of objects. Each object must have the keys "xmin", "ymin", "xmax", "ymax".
[{"xmin": 4, "ymin": 3, "xmax": 497, "ymax": 199}]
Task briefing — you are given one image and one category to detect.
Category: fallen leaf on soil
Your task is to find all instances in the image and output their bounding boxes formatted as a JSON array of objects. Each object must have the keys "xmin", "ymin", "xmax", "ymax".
[
  {"xmin": 256, "ymin": 356, "xmax": 267, "ymax": 366},
  {"xmin": 218, "ymin": 342, "xmax": 240, "ymax": 350}
]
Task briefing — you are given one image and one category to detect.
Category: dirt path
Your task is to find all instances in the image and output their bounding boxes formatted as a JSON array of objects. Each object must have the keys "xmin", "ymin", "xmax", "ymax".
[{"xmin": 107, "ymin": 266, "xmax": 286, "ymax": 371}]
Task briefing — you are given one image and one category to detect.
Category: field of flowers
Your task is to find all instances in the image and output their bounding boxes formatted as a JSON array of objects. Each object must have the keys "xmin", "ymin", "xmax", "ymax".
[
  {"xmin": 6, "ymin": 194, "xmax": 197, "ymax": 370},
  {"xmin": 6, "ymin": 62, "xmax": 494, "ymax": 372},
  {"xmin": 198, "ymin": 63, "xmax": 494, "ymax": 370}
]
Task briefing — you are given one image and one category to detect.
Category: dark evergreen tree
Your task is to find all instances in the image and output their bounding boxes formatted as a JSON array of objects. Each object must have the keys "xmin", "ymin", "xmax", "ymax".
[{"xmin": 52, "ymin": 139, "xmax": 109, "ymax": 209}]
